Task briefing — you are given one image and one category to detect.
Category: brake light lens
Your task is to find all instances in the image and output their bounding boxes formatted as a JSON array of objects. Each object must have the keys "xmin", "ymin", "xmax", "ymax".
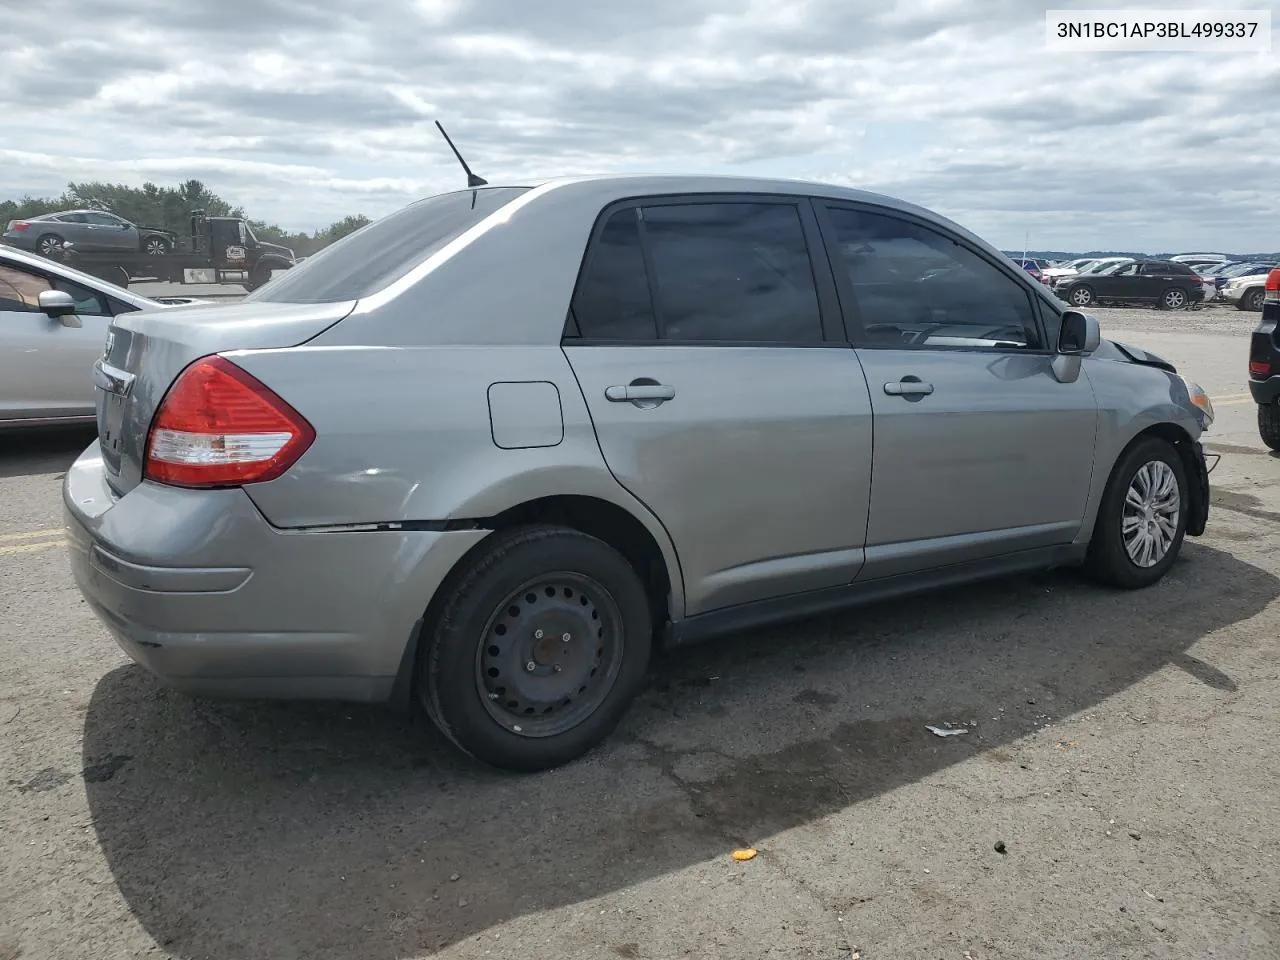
[
  {"xmin": 8, "ymin": 220, "xmax": 29, "ymax": 232},
  {"xmin": 1250, "ymin": 361, "xmax": 1270, "ymax": 377},
  {"xmin": 143, "ymin": 356, "xmax": 315, "ymax": 488},
  {"xmin": 1266, "ymin": 267, "xmax": 1280, "ymax": 303}
]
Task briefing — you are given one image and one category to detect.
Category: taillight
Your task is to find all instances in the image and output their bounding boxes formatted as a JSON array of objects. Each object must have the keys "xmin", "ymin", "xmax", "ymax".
[
  {"xmin": 1266, "ymin": 267, "xmax": 1280, "ymax": 303},
  {"xmin": 1250, "ymin": 361, "xmax": 1270, "ymax": 377},
  {"xmin": 8, "ymin": 220, "xmax": 29, "ymax": 232},
  {"xmin": 1188, "ymin": 275, "xmax": 1202, "ymax": 285},
  {"xmin": 143, "ymin": 356, "xmax": 315, "ymax": 488}
]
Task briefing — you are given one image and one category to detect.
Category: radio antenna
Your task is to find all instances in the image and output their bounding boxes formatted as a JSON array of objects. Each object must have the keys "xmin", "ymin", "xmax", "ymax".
[{"xmin": 434, "ymin": 121, "xmax": 488, "ymax": 188}]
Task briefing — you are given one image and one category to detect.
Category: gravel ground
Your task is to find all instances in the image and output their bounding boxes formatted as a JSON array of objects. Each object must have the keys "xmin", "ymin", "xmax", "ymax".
[{"xmin": 1, "ymin": 301, "xmax": 1277, "ymax": 960}]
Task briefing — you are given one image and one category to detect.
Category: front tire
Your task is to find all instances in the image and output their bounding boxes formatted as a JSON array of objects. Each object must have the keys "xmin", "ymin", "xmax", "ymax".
[
  {"xmin": 1069, "ymin": 285, "xmax": 1095, "ymax": 308},
  {"xmin": 1259, "ymin": 404, "xmax": 1280, "ymax": 451},
  {"xmin": 1085, "ymin": 436, "xmax": 1188, "ymax": 589},
  {"xmin": 419, "ymin": 525, "xmax": 652, "ymax": 772}
]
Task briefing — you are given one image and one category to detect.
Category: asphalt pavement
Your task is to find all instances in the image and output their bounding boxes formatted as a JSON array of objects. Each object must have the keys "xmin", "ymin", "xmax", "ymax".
[{"xmin": 2, "ymin": 304, "xmax": 1278, "ymax": 960}]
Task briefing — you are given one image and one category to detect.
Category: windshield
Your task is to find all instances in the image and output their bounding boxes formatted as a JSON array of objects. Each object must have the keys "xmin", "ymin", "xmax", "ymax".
[
  {"xmin": 1093, "ymin": 260, "xmax": 1134, "ymax": 275},
  {"xmin": 248, "ymin": 186, "xmax": 532, "ymax": 303}
]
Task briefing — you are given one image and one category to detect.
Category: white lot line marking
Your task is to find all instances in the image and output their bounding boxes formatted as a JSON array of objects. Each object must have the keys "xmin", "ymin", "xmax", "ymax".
[{"xmin": 1213, "ymin": 396, "xmax": 1254, "ymax": 407}]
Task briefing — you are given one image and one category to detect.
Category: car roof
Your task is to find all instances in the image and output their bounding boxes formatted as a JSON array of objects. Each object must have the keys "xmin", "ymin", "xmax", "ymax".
[{"xmin": 0, "ymin": 244, "xmax": 162, "ymax": 310}]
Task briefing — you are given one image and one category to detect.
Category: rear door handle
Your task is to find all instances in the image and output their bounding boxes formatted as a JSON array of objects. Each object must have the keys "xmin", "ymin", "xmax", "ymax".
[
  {"xmin": 605, "ymin": 383, "xmax": 676, "ymax": 403},
  {"xmin": 883, "ymin": 380, "xmax": 934, "ymax": 397}
]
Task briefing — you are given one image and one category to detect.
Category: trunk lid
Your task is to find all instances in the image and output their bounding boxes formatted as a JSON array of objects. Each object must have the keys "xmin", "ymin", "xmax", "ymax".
[{"xmin": 96, "ymin": 299, "xmax": 355, "ymax": 495}]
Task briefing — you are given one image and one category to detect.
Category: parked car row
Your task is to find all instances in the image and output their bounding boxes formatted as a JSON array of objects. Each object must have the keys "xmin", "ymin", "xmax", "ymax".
[{"xmin": 1021, "ymin": 252, "xmax": 1276, "ymax": 312}]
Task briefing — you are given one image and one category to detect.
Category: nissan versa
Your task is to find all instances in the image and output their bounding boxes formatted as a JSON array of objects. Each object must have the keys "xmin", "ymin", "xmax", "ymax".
[{"xmin": 64, "ymin": 175, "xmax": 1215, "ymax": 772}]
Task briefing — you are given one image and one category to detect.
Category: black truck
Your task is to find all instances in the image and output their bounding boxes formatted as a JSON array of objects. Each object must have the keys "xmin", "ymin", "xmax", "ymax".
[
  {"xmin": 1248, "ymin": 267, "xmax": 1280, "ymax": 449},
  {"xmin": 55, "ymin": 210, "xmax": 296, "ymax": 292}
]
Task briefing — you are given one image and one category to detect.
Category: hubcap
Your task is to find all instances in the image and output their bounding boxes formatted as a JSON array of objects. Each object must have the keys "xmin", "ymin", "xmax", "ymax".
[
  {"xmin": 1122, "ymin": 460, "xmax": 1181, "ymax": 568},
  {"xmin": 38, "ymin": 238, "xmax": 59, "ymax": 254},
  {"xmin": 475, "ymin": 573, "xmax": 624, "ymax": 737}
]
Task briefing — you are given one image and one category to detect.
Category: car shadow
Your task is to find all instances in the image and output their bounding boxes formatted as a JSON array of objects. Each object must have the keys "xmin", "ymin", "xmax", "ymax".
[
  {"xmin": 82, "ymin": 544, "xmax": 1275, "ymax": 958},
  {"xmin": 0, "ymin": 426, "xmax": 95, "ymax": 480}
]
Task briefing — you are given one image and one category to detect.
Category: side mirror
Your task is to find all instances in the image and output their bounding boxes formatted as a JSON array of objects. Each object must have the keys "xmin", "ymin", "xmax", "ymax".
[
  {"xmin": 38, "ymin": 290, "xmax": 81, "ymax": 326},
  {"xmin": 1058, "ymin": 310, "xmax": 1100, "ymax": 355}
]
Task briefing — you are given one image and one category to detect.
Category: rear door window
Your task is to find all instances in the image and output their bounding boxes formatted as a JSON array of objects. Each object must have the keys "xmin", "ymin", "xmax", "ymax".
[
  {"xmin": 571, "ymin": 208, "xmax": 657, "ymax": 340},
  {"xmin": 641, "ymin": 201, "xmax": 824, "ymax": 343}
]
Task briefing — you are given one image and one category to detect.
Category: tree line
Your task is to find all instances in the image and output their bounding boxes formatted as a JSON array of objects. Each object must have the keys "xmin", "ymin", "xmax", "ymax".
[{"xmin": 0, "ymin": 179, "xmax": 371, "ymax": 258}]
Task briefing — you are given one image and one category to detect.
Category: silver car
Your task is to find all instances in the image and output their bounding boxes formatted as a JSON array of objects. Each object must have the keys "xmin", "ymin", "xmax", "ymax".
[
  {"xmin": 3, "ymin": 209, "xmax": 177, "ymax": 257},
  {"xmin": 63, "ymin": 175, "xmax": 1215, "ymax": 771},
  {"xmin": 0, "ymin": 245, "xmax": 206, "ymax": 429}
]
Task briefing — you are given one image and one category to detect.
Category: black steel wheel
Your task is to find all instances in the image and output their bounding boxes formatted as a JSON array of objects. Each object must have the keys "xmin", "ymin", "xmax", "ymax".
[
  {"xmin": 419, "ymin": 525, "xmax": 652, "ymax": 772},
  {"xmin": 475, "ymin": 572, "xmax": 625, "ymax": 738}
]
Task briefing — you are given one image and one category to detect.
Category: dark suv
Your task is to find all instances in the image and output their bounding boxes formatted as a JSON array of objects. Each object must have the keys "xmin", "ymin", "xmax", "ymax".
[
  {"xmin": 1057, "ymin": 259, "xmax": 1205, "ymax": 310},
  {"xmin": 1247, "ymin": 267, "xmax": 1280, "ymax": 448}
]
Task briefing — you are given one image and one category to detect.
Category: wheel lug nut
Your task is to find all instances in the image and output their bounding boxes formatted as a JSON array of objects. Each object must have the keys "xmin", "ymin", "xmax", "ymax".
[
  {"xmin": 526, "ymin": 661, "xmax": 536, "ymax": 672},
  {"xmin": 534, "ymin": 629, "xmax": 544, "ymax": 639},
  {"xmin": 554, "ymin": 665, "xmax": 562, "ymax": 673},
  {"xmin": 562, "ymin": 633, "xmax": 571, "ymax": 642}
]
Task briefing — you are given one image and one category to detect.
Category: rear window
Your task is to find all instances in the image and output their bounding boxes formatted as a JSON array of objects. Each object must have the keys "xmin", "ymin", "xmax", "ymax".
[{"xmin": 247, "ymin": 186, "xmax": 531, "ymax": 304}]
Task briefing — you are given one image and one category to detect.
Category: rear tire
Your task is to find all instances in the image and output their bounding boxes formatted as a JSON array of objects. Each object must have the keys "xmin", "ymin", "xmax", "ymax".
[
  {"xmin": 36, "ymin": 233, "xmax": 63, "ymax": 257},
  {"xmin": 1258, "ymin": 404, "xmax": 1280, "ymax": 451},
  {"xmin": 143, "ymin": 235, "xmax": 172, "ymax": 256},
  {"xmin": 1158, "ymin": 287, "xmax": 1188, "ymax": 310},
  {"xmin": 1242, "ymin": 289, "xmax": 1265, "ymax": 312},
  {"xmin": 419, "ymin": 525, "xmax": 652, "ymax": 772},
  {"xmin": 1084, "ymin": 436, "xmax": 1188, "ymax": 589}
]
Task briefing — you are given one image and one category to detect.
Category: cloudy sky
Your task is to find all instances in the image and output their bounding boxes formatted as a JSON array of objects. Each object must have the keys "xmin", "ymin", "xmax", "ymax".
[{"xmin": 1, "ymin": 0, "xmax": 1276, "ymax": 251}]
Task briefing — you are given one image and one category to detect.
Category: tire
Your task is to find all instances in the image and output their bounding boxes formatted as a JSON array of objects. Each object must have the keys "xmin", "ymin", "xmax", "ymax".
[
  {"xmin": 143, "ymin": 235, "xmax": 171, "ymax": 256},
  {"xmin": 242, "ymin": 263, "xmax": 272, "ymax": 292},
  {"xmin": 35, "ymin": 233, "xmax": 63, "ymax": 257},
  {"xmin": 1068, "ymin": 285, "xmax": 1094, "ymax": 308},
  {"xmin": 1258, "ymin": 404, "xmax": 1280, "ymax": 451},
  {"xmin": 1242, "ymin": 288, "xmax": 1265, "ymax": 312},
  {"xmin": 1158, "ymin": 287, "xmax": 1188, "ymax": 310},
  {"xmin": 419, "ymin": 525, "xmax": 653, "ymax": 772},
  {"xmin": 1084, "ymin": 436, "xmax": 1189, "ymax": 589}
]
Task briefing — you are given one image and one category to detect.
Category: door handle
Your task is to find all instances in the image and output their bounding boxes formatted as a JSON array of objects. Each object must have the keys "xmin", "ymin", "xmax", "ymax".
[
  {"xmin": 883, "ymin": 379, "xmax": 934, "ymax": 397},
  {"xmin": 605, "ymin": 383, "xmax": 675, "ymax": 403}
]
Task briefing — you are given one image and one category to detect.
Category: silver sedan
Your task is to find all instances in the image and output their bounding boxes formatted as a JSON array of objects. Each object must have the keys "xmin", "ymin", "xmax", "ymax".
[{"xmin": 0, "ymin": 244, "xmax": 204, "ymax": 429}]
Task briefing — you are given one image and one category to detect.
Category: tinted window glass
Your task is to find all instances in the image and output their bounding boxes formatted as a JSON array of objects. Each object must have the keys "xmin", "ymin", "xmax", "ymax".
[
  {"xmin": 825, "ymin": 207, "xmax": 1039, "ymax": 349},
  {"xmin": 52, "ymin": 277, "xmax": 109, "ymax": 315},
  {"xmin": 640, "ymin": 202, "xmax": 823, "ymax": 343},
  {"xmin": 248, "ymin": 187, "xmax": 531, "ymax": 304},
  {"xmin": 1112, "ymin": 263, "xmax": 1140, "ymax": 276},
  {"xmin": 0, "ymin": 265, "xmax": 51, "ymax": 312},
  {"xmin": 84, "ymin": 212, "xmax": 121, "ymax": 226},
  {"xmin": 572, "ymin": 208, "xmax": 656, "ymax": 340}
]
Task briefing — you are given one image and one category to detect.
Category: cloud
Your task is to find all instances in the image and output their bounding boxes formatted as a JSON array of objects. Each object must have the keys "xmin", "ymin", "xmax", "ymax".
[{"xmin": 1, "ymin": 0, "xmax": 1277, "ymax": 250}]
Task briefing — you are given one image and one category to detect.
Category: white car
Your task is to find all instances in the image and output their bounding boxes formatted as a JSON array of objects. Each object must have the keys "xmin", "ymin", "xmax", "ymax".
[
  {"xmin": 1222, "ymin": 271, "xmax": 1274, "ymax": 312},
  {"xmin": 0, "ymin": 244, "xmax": 212, "ymax": 429}
]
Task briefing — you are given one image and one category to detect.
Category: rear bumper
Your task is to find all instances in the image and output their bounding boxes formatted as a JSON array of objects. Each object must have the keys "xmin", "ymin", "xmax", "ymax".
[
  {"xmin": 1248, "ymin": 376, "xmax": 1280, "ymax": 405},
  {"xmin": 63, "ymin": 441, "xmax": 489, "ymax": 703}
]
